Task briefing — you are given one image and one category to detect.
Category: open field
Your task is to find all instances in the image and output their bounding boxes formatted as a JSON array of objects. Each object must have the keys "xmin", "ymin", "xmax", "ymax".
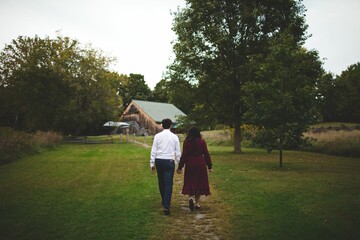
[{"xmin": 0, "ymin": 141, "xmax": 359, "ymax": 239}]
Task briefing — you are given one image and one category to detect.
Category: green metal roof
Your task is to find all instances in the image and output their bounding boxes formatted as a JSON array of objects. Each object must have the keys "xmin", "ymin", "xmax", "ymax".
[{"xmin": 132, "ymin": 100, "xmax": 186, "ymax": 123}]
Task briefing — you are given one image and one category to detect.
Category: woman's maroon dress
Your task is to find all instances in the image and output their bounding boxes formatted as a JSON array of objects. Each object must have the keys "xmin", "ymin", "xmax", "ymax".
[{"xmin": 178, "ymin": 138, "xmax": 212, "ymax": 196}]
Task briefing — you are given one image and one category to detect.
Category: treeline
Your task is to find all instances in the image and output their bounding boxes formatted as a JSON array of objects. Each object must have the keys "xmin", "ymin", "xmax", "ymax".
[
  {"xmin": 1, "ymin": 1, "xmax": 359, "ymax": 154},
  {"xmin": 0, "ymin": 34, "xmax": 359, "ymax": 139},
  {"xmin": 0, "ymin": 35, "xmax": 152, "ymax": 135},
  {"xmin": 0, "ymin": 35, "xmax": 118, "ymax": 135},
  {"xmin": 318, "ymin": 64, "xmax": 360, "ymax": 123}
]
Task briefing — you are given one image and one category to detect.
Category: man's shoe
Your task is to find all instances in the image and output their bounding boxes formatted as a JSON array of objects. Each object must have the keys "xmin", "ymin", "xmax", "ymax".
[
  {"xmin": 189, "ymin": 198, "xmax": 195, "ymax": 211},
  {"xmin": 195, "ymin": 205, "xmax": 201, "ymax": 210},
  {"xmin": 163, "ymin": 208, "xmax": 170, "ymax": 215}
]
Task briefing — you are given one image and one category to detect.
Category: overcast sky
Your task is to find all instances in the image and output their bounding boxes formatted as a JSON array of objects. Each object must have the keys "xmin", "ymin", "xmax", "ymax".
[{"xmin": 0, "ymin": 0, "xmax": 359, "ymax": 89}]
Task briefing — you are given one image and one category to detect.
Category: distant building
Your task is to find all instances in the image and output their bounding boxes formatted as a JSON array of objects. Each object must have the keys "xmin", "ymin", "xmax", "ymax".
[{"xmin": 120, "ymin": 99, "xmax": 186, "ymax": 135}]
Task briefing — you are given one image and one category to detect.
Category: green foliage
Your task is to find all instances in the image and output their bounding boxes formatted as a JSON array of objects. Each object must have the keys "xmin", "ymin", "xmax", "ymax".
[
  {"xmin": 251, "ymin": 128, "xmax": 278, "ymax": 153},
  {"xmin": 173, "ymin": 114, "xmax": 195, "ymax": 133},
  {"xmin": 243, "ymin": 33, "xmax": 323, "ymax": 151},
  {"xmin": 152, "ymin": 77, "xmax": 196, "ymax": 114},
  {"xmin": 333, "ymin": 63, "xmax": 360, "ymax": 122},
  {"xmin": 151, "ymin": 79, "xmax": 170, "ymax": 103},
  {"xmin": 118, "ymin": 73, "xmax": 152, "ymax": 108},
  {"xmin": 170, "ymin": 0, "xmax": 311, "ymax": 152},
  {"xmin": 0, "ymin": 34, "xmax": 120, "ymax": 135},
  {"xmin": 316, "ymin": 73, "xmax": 337, "ymax": 121},
  {"xmin": 318, "ymin": 62, "xmax": 360, "ymax": 122}
]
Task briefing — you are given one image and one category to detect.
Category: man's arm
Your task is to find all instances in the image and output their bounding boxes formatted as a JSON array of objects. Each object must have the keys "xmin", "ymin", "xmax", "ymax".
[
  {"xmin": 150, "ymin": 135, "xmax": 158, "ymax": 170},
  {"xmin": 174, "ymin": 136, "xmax": 181, "ymax": 164}
]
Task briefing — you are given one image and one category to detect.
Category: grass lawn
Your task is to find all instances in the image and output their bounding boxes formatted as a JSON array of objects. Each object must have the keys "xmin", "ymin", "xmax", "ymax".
[
  {"xmin": 210, "ymin": 146, "xmax": 360, "ymax": 239},
  {"xmin": 0, "ymin": 142, "xmax": 359, "ymax": 239},
  {"xmin": 0, "ymin": 143, "xmax": 161, "ymax": 240}
]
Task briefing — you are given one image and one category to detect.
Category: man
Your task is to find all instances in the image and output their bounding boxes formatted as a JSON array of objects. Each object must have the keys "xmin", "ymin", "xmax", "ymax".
[{"xmin": 150, "ymin": 118, "xmax": 181, "ymax": 215}]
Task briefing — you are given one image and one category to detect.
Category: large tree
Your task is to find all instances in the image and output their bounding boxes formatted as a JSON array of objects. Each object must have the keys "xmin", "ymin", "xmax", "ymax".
[
  {"xmin": 170, "ymin": 0, "xmax": 309, "ymax": 153},
  {"xmin": 118, "ymin": 73, "xmax": 152, "ymax": 109},
  {"xmin": 0, "ymin": 34, "xmax": 120, "ymax": 135}
]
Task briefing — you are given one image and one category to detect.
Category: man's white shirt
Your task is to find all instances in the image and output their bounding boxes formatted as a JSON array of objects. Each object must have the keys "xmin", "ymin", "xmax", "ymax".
[{"xmin": 150, "ymin": 129, "xmax": 181, "ymax": 168}]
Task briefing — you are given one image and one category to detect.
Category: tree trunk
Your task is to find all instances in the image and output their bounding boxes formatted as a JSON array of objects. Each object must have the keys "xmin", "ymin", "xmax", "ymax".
[
  {"xmin": 279, "ymin": 135, "xmax": 283, "ymax": 168},
  {"xmin": 234, "ymin": 121, "xmax": 242, "ymax": 153}
]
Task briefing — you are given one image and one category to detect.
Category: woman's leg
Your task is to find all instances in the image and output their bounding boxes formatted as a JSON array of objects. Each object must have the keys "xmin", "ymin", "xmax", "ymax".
[{"xmin": 195, "ymin": 195, "xmax": 201, "ymax": 207}]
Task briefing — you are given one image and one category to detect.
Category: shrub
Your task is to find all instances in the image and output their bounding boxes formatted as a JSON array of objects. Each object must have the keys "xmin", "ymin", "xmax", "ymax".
[
  {"xmin": 251, "ymin": 128, "xmax": 278, "ymax": 153},
  {"xmin": 0, "ymin": 128, "xmax": 63, "ymax": 164}
]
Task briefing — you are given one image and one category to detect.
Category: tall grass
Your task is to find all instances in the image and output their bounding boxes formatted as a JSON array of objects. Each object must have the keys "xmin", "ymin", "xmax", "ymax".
[
  {"xmin": 0, "ymin": 128, "xmax": 63, "ymax": 164},
  {"xmin": 202, "ymin": 129, "xmax": 233, "ymax": 146},
  {"xmin": 304, "ymin": 129, "xmax": 360, "ymax": 157},
  {"xmin": 204, "ymin": 124, "xmax": 360, "ymax": 157}
]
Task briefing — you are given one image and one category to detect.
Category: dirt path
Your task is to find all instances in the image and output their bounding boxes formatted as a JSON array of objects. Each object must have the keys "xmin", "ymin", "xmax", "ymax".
[
  {"xmin": 164, "ymin": 173, "xmax": 230, "ymax": 240},
  {"xmin": 148, "ymin": 172, "xmax": 230, "ymax": 240},
  {"xmin": 136, "ymin": 141, "xmax": 231, "ymax": 239}
]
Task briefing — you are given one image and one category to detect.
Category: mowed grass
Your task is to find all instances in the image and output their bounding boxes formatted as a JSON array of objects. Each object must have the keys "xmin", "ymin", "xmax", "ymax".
[
  {"xmin": 0, "ymin": 143, "xmax": 161, "ymax": 240},
  {"xmin": 0, "ymin": 141, "xmax": 360, "ymax": 239},
  {"xmin": 209, "ymin": 146, "xmax": 360, "ymax": 240}
]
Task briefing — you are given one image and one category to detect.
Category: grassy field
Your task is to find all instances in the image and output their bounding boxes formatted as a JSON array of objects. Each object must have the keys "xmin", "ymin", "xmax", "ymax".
[
  {"xmin": 0, "ymin": 143, "xmax": 161, "ymax": 240},
  {"xmin": 0, "ymin": 141, "xmax": 359, "ymax": 239},
  {"xmin": 210, "ymin": 146, "xmax": 360, "ymax": 239}
]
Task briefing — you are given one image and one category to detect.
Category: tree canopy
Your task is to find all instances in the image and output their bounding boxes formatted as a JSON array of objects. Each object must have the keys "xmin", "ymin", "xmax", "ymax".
[
  {"xmin": 169, "ymin": 0, "xmax": 321, "ymax": 153},
  {"xmin": 0, "ymin": 34, "xmax": 121, "ymax": 135}
]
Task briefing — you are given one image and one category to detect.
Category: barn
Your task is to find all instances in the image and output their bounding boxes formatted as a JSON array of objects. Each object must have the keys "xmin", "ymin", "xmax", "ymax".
[{"xmin": 120, "ymin": 100, "xmax": 186, "ymax": 135}]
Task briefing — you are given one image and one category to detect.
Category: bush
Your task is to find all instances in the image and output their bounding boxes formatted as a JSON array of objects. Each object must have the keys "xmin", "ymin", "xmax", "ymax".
[{"xmin": 0, "ymin": 128, "xmax": 63, "ymax": 164}]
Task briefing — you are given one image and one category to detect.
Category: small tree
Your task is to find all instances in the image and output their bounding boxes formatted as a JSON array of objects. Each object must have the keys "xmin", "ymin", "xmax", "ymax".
[{"xmin": 244, "ymin": 35, "xmax": 323, "ymax": 166}]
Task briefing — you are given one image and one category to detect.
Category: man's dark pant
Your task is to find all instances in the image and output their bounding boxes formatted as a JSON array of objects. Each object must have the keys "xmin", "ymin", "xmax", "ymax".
[{"xmin": 155, "ymin": 159, "xmax": 175, "ymax": 209}]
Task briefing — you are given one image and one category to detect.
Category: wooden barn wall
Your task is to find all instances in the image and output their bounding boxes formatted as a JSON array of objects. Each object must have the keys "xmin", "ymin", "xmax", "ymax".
[{"xmin": 120, "ymin": 103, "xmax": 162, "ymax": 135}]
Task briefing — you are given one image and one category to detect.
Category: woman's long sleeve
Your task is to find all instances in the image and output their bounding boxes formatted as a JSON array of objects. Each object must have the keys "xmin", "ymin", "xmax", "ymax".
[
  {"xmin": 178, "ymin": 140, "xmax": 187, "ymax": 170},
  {"xmin": 202, "ymin": 140, "xmax": 212, "ymax": 169}
]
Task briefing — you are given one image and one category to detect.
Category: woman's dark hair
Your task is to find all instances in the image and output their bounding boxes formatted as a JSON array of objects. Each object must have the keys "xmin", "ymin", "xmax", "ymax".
[{"xmin": 186, "ymin": 126, "xmax": 202, "ymax": 140}]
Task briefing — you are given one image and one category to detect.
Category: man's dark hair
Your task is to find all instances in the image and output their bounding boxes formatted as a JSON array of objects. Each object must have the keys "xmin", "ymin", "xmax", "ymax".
[{"xmin": 161, "ymin": 118, "xmax": 172, "ymax": 129}]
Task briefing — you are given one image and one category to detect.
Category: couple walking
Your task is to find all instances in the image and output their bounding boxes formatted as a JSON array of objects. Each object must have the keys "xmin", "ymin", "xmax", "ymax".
[{"xmin": 150, "ymin": 118, "xmax": 213, "ymax": 215}]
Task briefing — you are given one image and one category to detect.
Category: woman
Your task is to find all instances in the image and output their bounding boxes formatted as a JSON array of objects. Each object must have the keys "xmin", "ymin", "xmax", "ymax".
[{"xmin": 177, "ymin": 126, "xmax": 212, "ymax": 211}]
